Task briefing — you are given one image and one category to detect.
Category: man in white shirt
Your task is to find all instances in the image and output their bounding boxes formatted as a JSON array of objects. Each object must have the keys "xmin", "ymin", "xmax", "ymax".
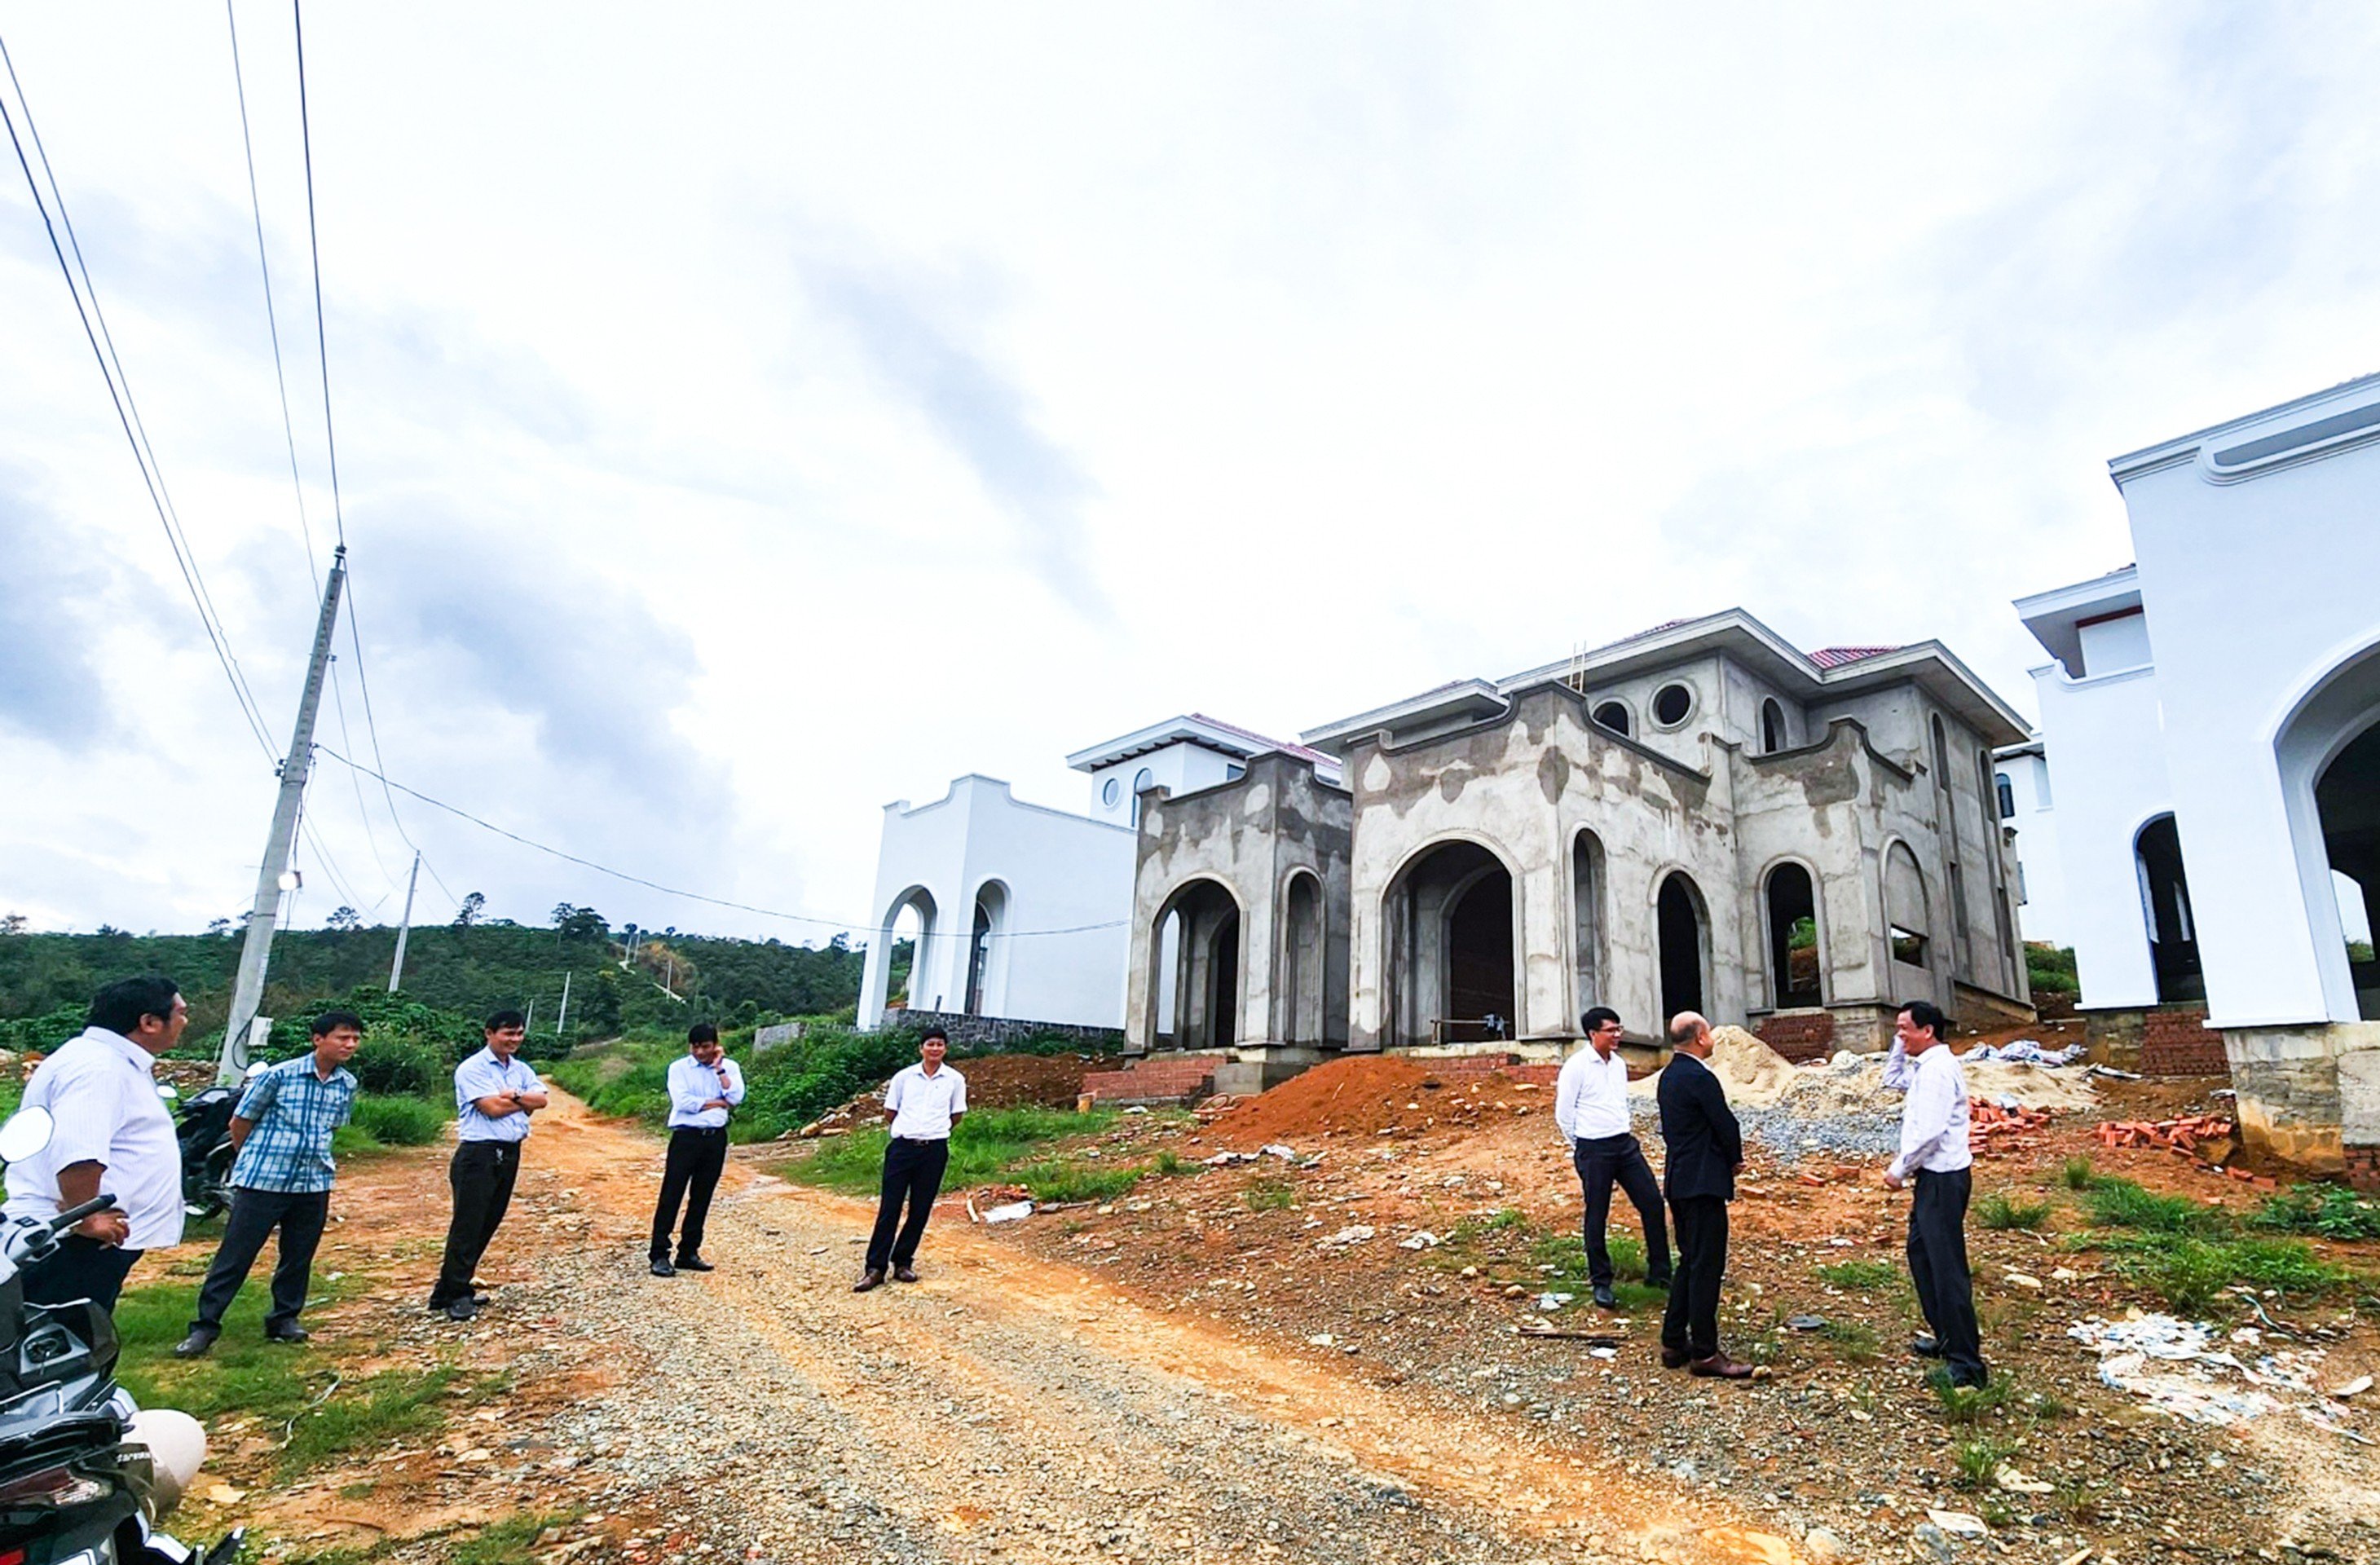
[
  {"xmin": 2, "ymin": 973, "xmax": 188, "ymax": 1312},
  {"xmin": 1554, "ymin": 1007, "xmax": 1673, "ymax": 1309},
  {"xmin": 1882, "ymin": 999, "xmax": 1987, "ymax": 1388},
  {"xmin": 855, "ymin": 1027, "xmax": 966, "ymax": 1293},
  {"xmin": 649, "ymin": 1022, "xmax": 745, "ymax": 1276},
  {"xmin": 427, "ymin": 1010, "xmax": 548, "ymax": 1321}
]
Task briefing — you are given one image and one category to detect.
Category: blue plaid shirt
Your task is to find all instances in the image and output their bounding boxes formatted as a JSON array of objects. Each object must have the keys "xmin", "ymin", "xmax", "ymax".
[{"xmin": 227, "ymin": 1054, "xmax": 359, "ymax": 1194}]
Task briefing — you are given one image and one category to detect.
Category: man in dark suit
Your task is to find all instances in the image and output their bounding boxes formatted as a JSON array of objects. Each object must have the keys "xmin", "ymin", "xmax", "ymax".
[{"xmin": 1655, "ymin": 1012, "xmax": 1755, "ymax": 1379}]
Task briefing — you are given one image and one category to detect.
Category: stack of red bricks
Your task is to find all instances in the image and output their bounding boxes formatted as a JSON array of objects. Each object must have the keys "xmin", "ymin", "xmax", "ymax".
[
  {"xmin": 1079, "ymin": 1054, "xmax": 1220, "ymax": 1107},
  {"xmin": 1754, "ymin": 1012, "xmax": 1836, "ymax": 1063},
  {"xmin": 2139, "ymin": 1007, "xmax": 2225, "ymax": 1076},
  {"xmin": 2346, "ymin": 1145, "xmax": 2380, "ymax": 1194}
]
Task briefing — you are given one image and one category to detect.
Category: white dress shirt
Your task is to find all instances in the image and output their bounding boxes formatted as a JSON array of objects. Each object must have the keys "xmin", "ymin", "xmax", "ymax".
[
  {"xmin": 884, "ymin": 1063, "xmax": 967, "ymax": 1140},
  {"xmin": 1889, "ymin": 1043, "xmax": 1972, "ymax": 1181},
  {"xmin": 1554, "ymin": 1046, "xmax": 1633, "ymax": 1146},
  {"xmin": 453, "ymin": 1047, "xmax": 544, "ymax": 1144},
  {"xmin": 667, "ymin": 1054, "xmax": 746, "ymax": 1130},
  {"xmin": 2, "ymin": 1026, "xmax": 185, "ymax": 1250}
]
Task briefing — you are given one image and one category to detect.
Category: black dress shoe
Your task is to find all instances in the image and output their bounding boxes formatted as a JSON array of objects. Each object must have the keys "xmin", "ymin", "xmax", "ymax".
[
  {"xmin": 1911, "ymin": 1335, "xmax": 1943, "ymax": 1359},
  {"xmin": 1592, "ymin": 1284, "xmax": 1617, "ymax": 1310},
  {"xmin": 673, "ymin": 1254, "xmax": 714, "ymax": 1272},
  {"xmin": 1660, "ymin": 1346, "xmax": 1692, "ymax": 1369},
  {"xmin": 173, "ymin": 1328, "xmax": 218, "ymax": 1360},
  {"xmin": 892, "ymin": 1264, "xmax": 920, "ymax": 1284},
  {"xmin": 853, "ymin": 1268, "xmax": 886, "ymax": 1293},
  {"xmin": 265, "ymin": 1324, "xmax": 311, "ymax": 1344},
  {"xmin": 444, "ymin": 1298, "xmax": 479, "ymax": 1322},
  {"xmin": 650, "ymin": 1259, "xmax": 677, "ymax": 1277}
]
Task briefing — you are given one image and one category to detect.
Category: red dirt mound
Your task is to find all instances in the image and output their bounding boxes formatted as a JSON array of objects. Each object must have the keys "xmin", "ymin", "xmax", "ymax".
[
  {"xmin": 800, "ymin": 1051, "xmax": 1114, "ymax": 1135},
  {"xmin": 1204, "ymin": 1054, "xmax": 1549, "ymax": 1144}
]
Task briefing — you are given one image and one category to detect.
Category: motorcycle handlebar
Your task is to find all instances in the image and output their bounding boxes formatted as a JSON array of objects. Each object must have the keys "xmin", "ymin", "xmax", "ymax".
[{"xmin": 49, "ymin": 1193, "xmax": 118, "ymax": 1231}]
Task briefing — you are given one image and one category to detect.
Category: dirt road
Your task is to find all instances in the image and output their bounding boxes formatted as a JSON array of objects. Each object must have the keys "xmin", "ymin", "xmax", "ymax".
[{"xmin": 263, "ymin": 1092, "xmax": 1800, "ymax": 1564}]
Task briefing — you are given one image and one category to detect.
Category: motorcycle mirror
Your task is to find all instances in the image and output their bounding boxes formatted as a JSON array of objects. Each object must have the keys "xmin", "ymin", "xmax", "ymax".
[
  {"xmin": 156, "ymin": 1082, "xmax": 182, "ymax": 1102},
  {"xmin": 0, "ymin": 1106, "xmax": 55, "ymax": 1164}
]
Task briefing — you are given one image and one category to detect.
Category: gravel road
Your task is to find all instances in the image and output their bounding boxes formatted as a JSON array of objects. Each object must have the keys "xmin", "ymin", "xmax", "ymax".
[{"xmin": 460, "ymin": 1095, "xmax": 1788, "ymax": 1565}]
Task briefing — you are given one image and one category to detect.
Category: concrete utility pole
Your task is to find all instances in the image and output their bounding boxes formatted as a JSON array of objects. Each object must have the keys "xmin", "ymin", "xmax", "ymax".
[
  {"xmin": 388, "ymin": 850, "xmax": 420, "ymax": 992},
  {"xmin": 219, "ymin": 547, "xmax": 347, "ymax": 1086},
  {"xmin": 556, "ymin": 970, "xmax": 571, "ymax": 1036}
]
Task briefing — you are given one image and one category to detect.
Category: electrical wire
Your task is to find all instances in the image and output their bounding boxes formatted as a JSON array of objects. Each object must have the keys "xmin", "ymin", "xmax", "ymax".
[
  {"xmin": 312, "ymin": 746, "xmax": 1129, "ymax": 942},
  {"xmin": 0, "ymin": 34, "xmax": 278, "ymax": 760},
  {"xmin": 290, "ymin": 0, "xmax": 343, "ymax": 551}
]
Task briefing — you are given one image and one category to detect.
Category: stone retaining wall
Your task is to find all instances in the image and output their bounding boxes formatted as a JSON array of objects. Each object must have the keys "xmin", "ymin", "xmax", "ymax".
[{"xmin": 877, "ymin": 1009, "xmax": 1126, "ymax": 1051}]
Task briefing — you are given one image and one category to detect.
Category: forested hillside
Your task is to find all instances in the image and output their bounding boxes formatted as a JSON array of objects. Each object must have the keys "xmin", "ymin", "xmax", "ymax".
[{"xmin": 0, "ymin": 902, "xmax": 870, "ymax": 1056}]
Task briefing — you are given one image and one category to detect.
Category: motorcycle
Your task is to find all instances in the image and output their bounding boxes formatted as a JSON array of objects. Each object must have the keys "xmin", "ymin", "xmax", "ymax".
[
  {"xmin": 0, "ymin": 1107, "xmax": 244, "ymax": 1564},
  {"xmin": 165, "ymin": 1084, "xmax": 240, "ymax": 1224}
]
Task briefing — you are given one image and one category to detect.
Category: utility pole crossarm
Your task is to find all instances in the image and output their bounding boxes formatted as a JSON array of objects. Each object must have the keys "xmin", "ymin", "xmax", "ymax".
[{"xmin": 218, "ymin": 547, "xmax": 347, "ymax": 1087}]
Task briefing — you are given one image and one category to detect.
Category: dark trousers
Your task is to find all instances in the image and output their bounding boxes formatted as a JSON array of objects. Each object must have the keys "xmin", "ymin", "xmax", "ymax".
[
  {"xmin": 22, "ymin": 1236, "xmax": 143, "ymax": 1313},
  {"xmin": 650, "ymin": 1126, "xmax": 729, "ymax": 1262},
  {"xmin": 865, "ymin": 1137, "xmax": 949, "ymax": 1272},
  {"xmin": 1662, "ymin": 1195, "xmax": 1729, "ymax": 1360},
  {"xmin": 1572, "ymin": 1133, "xmax": 1673, "ymax": 1287},
  {"xmin": 191, "ymin": 1188, "xmax": 330, "ymax": 1334},
  {"xmin": 1909, "ymin": 1166, "xmax": 1987, "ymax": 1383},
  {"xmin": 430, "ymin": 1140, "xmax": 521, "ymax": 1307}
]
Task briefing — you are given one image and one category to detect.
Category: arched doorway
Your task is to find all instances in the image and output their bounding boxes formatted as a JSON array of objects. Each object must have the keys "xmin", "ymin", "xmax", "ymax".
[
  {"xmin": 1657, "ymin": 872, "xmax": 1707, "ymax": 1023},
  {"xmin": 1385, "ymin": 840, "xmax": 1516, "ymax": 1045},
  {"xmin": 1282, "ymin": 871, "xmax": 1325, "ymax": 1044},
  {"xmin": 1761, "ymin": 699, "xmax": 1787, "ymax": 755},
  {"xmin": 2316, "ymin": 722, "xmax": 2380, "ymax": 1018},
  {"xmin": 1765, "ymin": 862, "xmax": 1821, "ymax": 1007},
  {"xmin": 1885, "ymin": 841, "xmax": 1931, "ymax": 982},
  {"xmin": 2135, "ymin": 815, "xmax": 2204, "ymax": 1004},
  {"xmin": 1572, "ymin": 830, "xmax": 1606, "ymax": 1018},
  {"xmin": 862, "ymin": 886, "xmax": 938, "ymax": 1027},
  {"xmin": 963, "ymin": 881, "xmax": 1007, "ymax": 1016},
  {"xmin": 1150, "ymin": 879, "xmax": 1241, "ymax": 1049}
]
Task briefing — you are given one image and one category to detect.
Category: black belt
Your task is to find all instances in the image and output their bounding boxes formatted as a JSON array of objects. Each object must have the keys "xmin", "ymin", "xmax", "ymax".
[
  {"xmin": 672, "ymin": 1125, "xmax": 729, "ymax": 1135},
  {"xmin": 892, "ymin": 1135, "xmax": 948, "ymax": 1144}
]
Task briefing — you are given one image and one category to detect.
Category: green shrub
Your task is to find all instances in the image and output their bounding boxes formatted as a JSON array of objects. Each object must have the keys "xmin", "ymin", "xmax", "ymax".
[
  {"xmin": 1244, "ymin": 1178, "xmax": 1295, "ymax": 1212},
  {"xmin": 349, "ymin": 1041, "xmax": 442, "ymax": 1099},
  {"xmin": 1015, "ymin": 1161, "xmax": 1140, "ymax": 1203},
  {"xmin": 2025, "ymin": 943, "xmax": 2079, "ymax": 996},
  {"xmin": 1820, "ymin": 1317, "xmax": 1881, "ymax": 1362},
  {"xmin": 2060, "ymin": 1155, "xmax": 2097, "ymax": 1191},
  {"xmin": 1953, "ymin": 1435, "xmax": 2018, "ymax": 1490},
  {"xmin": 349, "ymin": 1094, "xmax": 448, "ymax": 1147},
  {"xmin": 1977, "ymin": 1192, "xmax": 2053, "ymax": 1231},
  {"xmin": 2099, "ymin": 1232, "xmax": 2351, "ymax": 1311},
  {"xmin": 1928, "ymin": 1368, "xmax": 2012, "ymax": 1423},
  {"xmin": 2084, "ymin": 1177, "xmax": 2224, "ymax": 1236}
]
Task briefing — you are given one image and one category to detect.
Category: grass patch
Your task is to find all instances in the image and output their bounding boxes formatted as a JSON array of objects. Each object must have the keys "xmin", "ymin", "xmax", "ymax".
[
  {"xmin": 782, "ymin": 1106, "xmax": 1122, "ymax": 1197},
  {"xmin": 1819, "ymin": 1317, "xmax": 1881, "ymax": 1363},
  {"xmin": 1952, "ymin": 1435, "xmax": 2019, "ymax": 1490},
  {"xmin": 1976, "ymin": 1192, "xmax": 2054, "ymax": 1231},
  {"xmin": 347, "ymin": 1094, "xmax": 449, "ymax": 1147},
  {"xmin": 2093, "ymin": 1232, "xmax": 2353, "ymax": 1312},
  {"xmin": 1244, "ymin": 1177, "xmax": 1296, "ymax": 1212},
  {"xmin": 1012, "ymin": 1160, "xmax": 1141, "ymax": 1203},
  {"xmin": 1928, "ymin": 1367, "xmax": 2012, "ymax": 1424},
  {"xmin": 2083, "ymin": 1176, "xmax": 2225, "ymax": 1236},
  {"xmin": 451, "ymin": 1510, "xmax": 583, "ymax": 1565},
  {"xmin": 2251, "ymin": 1184, "xmax": 2380, "ymax": 1242},
  {"xmin": 1485, "ymin": 1206, "xmax": 1528, "ymax": 1231},
  {"xmin": 2060, "ymin": 1155, "xmax": 2097, "ymax": 1191},
  {"xmin": 282, "ymin": 1366, "xmax": 459, "ymax": 1469},
  {"xmin": 1816, "ymin": 1259, "xmax": 1898, "ymax": 1290}
]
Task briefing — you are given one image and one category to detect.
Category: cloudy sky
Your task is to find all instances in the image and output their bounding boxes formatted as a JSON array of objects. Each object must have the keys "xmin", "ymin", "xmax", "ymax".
[{"xmin": 2, "ymin": 2, "xmax": 2376, "ymax": 943}]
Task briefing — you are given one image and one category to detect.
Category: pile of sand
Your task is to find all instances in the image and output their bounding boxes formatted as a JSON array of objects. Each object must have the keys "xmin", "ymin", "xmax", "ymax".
[{"xmin": 1626, "ymin": 1029, "xmax": 2101, "ymax": 1116}]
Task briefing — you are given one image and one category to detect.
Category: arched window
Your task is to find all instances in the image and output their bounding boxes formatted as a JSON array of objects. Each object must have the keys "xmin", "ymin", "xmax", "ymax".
[
  {"xmin": 1995, "ymin": 772, "xmax": 2015, "ymax": 819},
  {"xmin": 1931, "ymin": 714, "xmax": 1953, "ymax": 790},
  {"xmin": 1592, "ymin": 701, "xmax": 1631, "ymax": 738},
  {"xmin": 1130, "ymin": 766, "xmax": 1155, "ymax": 827},
  {"xmin": 1656, "ymin": 873, "xmax": 1708, "ymax": 1021},
  {"xmin": 1765, "ymin": 863, "xmax": 1820, "ymax": 1007},
  {"xmin": 1886, "ymin": 842, "xmax": 1929, "ymax": 972},
  {"xmin": 1760, "ymin": 699, "xmax": 1787, "ymax": 755}
]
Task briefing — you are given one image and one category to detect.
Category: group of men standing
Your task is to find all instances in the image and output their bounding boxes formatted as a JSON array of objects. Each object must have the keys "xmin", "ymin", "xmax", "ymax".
[{"xmin": 1558, "ymin": 999, "xmax": 1987, "ymax": 1389}]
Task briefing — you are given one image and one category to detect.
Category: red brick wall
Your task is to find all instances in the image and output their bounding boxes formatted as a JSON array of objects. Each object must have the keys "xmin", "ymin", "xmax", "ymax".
[
  {"xmin": 1081, "ymin": 1055, "xmax": 1219, "ymax": 1104},
  {"xmin": 2347, "ymin": 1145, "xmax": 2380, "ymax": 1195},
  {"xmin": 2138, "ymin": 1007, "xmax": 2224, "ymax": 1077},
  {"xmin": 1756, "ymin": 1012, "xmax": 1836, "ymax": 1064}
]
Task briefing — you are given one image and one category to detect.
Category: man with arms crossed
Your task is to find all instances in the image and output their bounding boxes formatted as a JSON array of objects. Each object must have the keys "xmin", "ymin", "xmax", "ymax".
[
  {"xmin": 854, "ymin": 1028, "xmax": 965, "ymax": 1293},
  {"xmin": 428, "ymin": 1010, "xmax": 546, "ymax": 1321},
  {"xmin": 1555, "ymin": 1007, "xmax": 1673, "ymax": 1309},
  {"xmin": 649, "ymin": 1022, "xmax": 744, "ymax": 1276},
  {"xmin": 3, "ymin": 974, "xmax": 186, "ymax": 1312},
  {"xmin": 1655, "ymin": 1012, "xmax": 1754, "ymax": 1378},
  {"xmin": 1883, "ymin": 999, "xmax": 1987, "ymax": 1388},
  {"xmin": 176, "ymin": 1009, "xmax": 361, "ymax": 1356}
]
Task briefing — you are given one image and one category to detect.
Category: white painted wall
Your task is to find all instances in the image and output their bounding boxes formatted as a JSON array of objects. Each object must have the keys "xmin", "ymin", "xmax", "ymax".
[
  {"xmin": 1996, "ymin": 750, "xmax": 2071, "ymax": 949},
  {"xmin": 857, "ymin": 775, "xmax": 1135, "ymax": 1030},
  {"xmin": 2111, "ymin": 378, "xmax": 2380, "ymax": 1027},
  {"xmin": 2077, "ymin": 611, "xmax": 2153, "ymax": 677},
  {"xmin": 1085, "ymin": 742, "xmax": 1245, "ymax": 828},
  {"xmin": 2025, "ymin": 663, "xmax": 2172, "ymax": 1008}
]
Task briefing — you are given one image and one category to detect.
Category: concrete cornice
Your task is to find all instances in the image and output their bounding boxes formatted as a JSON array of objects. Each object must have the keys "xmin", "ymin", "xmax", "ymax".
[
  {"xmin": 1340, "ymin": 681, "xmax": 1713, "ymax": 785},
  {"xmin": 1739, "ymin": 715, "xmax": 1914, "ymax": 785},
  {"xmin": 2108, "ymin": 369, "xmax": 2380, "ymax": 484}
]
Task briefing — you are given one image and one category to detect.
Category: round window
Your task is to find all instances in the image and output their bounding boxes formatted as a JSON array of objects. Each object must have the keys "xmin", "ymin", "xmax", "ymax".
[
  {"xmin": 1651, "ymin": 682, "xmax": 1694, "ymax": 727},
  {"xmin": 1101, "ymin": 778, "xmax": 1122, "ymax": 808}
]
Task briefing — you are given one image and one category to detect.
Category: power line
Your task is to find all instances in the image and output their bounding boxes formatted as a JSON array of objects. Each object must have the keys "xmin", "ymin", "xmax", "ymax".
[
  {"xmin": 312, "ymin": 746, "xmax": 1129, "ymax": 942},
  {"xmin": 290, "ymin": 0, "xmax": 343, "ymax": 549},
  {"xmin": 0, "ymin": 32, "xmax": 277, "ymax": 760}
]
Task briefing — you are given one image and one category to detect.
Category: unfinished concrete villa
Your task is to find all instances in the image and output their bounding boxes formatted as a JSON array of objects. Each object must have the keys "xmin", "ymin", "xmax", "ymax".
[{"xmin": 1126, "ymin": 610, "xmax": 2035, "ymax": 1082}]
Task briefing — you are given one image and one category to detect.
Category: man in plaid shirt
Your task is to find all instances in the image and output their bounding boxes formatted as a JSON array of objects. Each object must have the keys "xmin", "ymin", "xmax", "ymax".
[{"xmin": 174, "ymin": 1010, "xmax": 361, "ymax": 1357}]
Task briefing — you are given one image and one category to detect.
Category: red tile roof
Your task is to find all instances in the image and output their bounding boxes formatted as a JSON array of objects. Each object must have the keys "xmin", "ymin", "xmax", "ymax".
[{"xmin": 1807, "ymin": 646, "xmax": 1901, "ymax": 670}]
